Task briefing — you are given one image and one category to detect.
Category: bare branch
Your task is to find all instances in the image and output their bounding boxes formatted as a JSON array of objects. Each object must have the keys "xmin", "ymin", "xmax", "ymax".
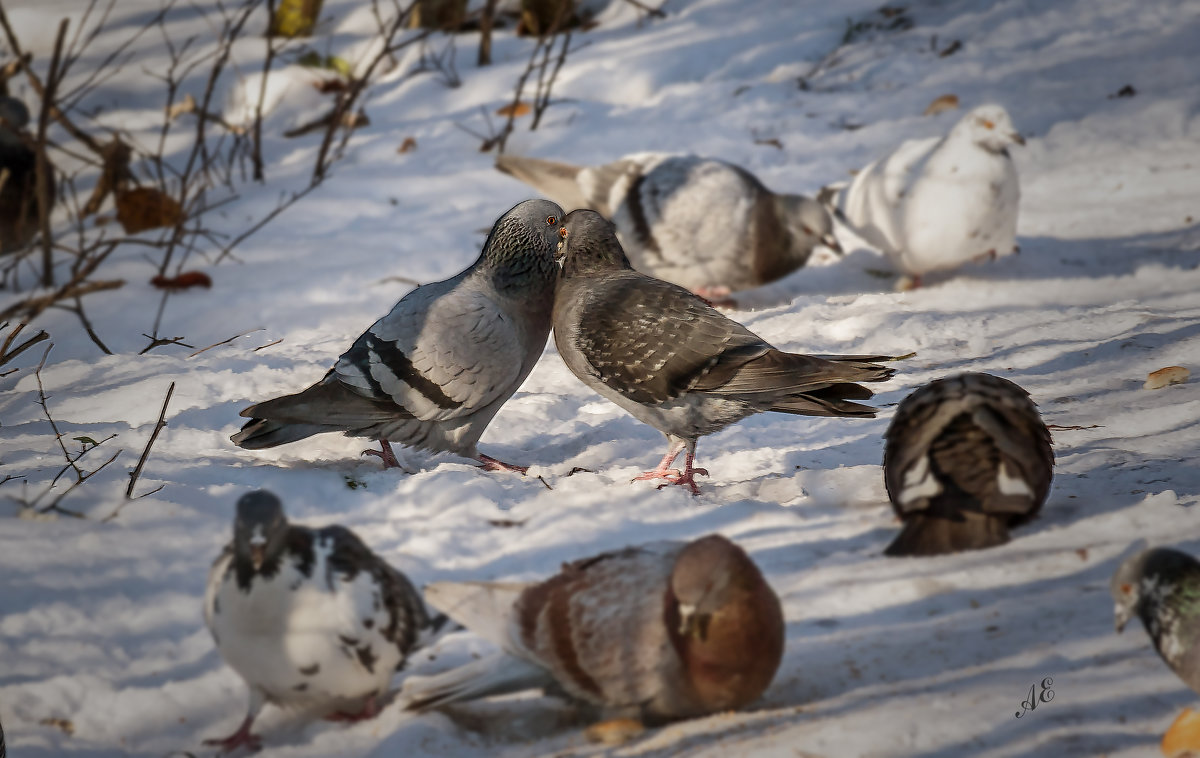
[{"xmin": 118, "ymin": 381, "xmax": 174, "ymax": 504}]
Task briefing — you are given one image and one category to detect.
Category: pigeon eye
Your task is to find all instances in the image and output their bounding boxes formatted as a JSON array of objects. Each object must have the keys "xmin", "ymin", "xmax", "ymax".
[
  {"xmin": 546, "ymin": 215, "xmax": 557, "ymax": 225},
  {"xmin": 981, "ymin": 118, "xmax": 995, "ymax": 130}
]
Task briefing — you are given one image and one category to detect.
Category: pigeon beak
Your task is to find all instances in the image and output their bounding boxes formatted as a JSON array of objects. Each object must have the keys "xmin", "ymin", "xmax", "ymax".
[
  {"xmin": 1010, "ymin": 131, "xmax": 1026, "ymax": 146},
  {"xmin": 554, "ymin": 228, "xmax": 568, "ymax": 264},
  {"xmin": 677, "ymin": 603, "xmax": 710, "ymax": 641},
  {"xmin": 1114, "ymin": 602, "xmax": 1132, "ymax": 634},
  {"xmin": 822, "ymin": 232, "xmax": 844, "ymax": 255},
  {"xmin": 249, "ymin": 533, "xmax": 267, "ymax": 570}
]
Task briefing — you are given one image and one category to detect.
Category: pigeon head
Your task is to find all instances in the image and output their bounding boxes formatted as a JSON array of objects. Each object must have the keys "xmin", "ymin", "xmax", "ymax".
[
  {"xmin": 558, "ymin": 209, "xmax": 634, "ymax": 277},
  {"xmin": 776, "ymin": 194, "xmax": 842, "ymax": 257},
  {"xmin": 957, "ymin": 104, "xmax": 1024, "ymax": 153},
  {"xmin": 670, "ymin": 535, "xmax": 760, "ymax": 641},
  {"xmin": 233, "ymin": 490, "xmax": 289, "ymax": 573},
  {"xmin": 1111, "ymin": 543, "xmax": 1199, "ymax": 634},
  {"xmin": 480, "ymin": 198, "xmax": 565, "ymax": 283}
]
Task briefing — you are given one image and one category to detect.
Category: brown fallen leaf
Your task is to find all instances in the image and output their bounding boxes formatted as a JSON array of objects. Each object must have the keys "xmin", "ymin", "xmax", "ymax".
[
  {"xmin": 40, "ymin": 717, "xmax": 75, "ymax": 736},
  {"xmin": 496, "ymin": 101, "xmax": 531, "ymax": 118},
  {"xmin": 398, "ymin": 136, "xmax": 418, "ymax": 154},
  {"xmin": 1144, "ymin": 366, "xmax": 1190, "ymax": 390},
  {"xmin": 1163, "ymin": 707, "xmax": 1200, "ymax": 758},
  {"xmin": 115, "ymin": 187, "xmax": 184, "ymax": 234},
  {"xmin": 1075, "ymin": 547, "xmax": 1089, "ymax": 561},
  {"xmin": 924, "ymin": 93, "xmax": 959, "ymax": 116},
  {"xmin": 938, "ymin": 39, "xmax": 962, "ymax": 57},
  {"xmin": 151, "ymin": 271, "xmax": 213, "ymax": 291}
]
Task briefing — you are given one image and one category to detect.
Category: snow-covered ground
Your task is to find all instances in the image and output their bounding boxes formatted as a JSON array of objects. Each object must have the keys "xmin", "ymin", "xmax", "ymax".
[{"xmin": 1, "ymin": 0, "xmax": 1199, "ymax": 755}]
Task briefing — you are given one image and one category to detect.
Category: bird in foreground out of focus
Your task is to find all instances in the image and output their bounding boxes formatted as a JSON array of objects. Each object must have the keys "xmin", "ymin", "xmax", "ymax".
[
  {"xmin": 204, "ymin": 490, "xmax": 441, "ymax": 752},
  {"xmin": 0, "ymin": 95, "xmax": 53, "ymax": 255},
  {"xmin": 1112, "ymin": 543, "xmax": 1200, "ymax": 758},
  {"xmin": 882, "ymin": 372, "xmax": 1054, "ymax": 556},
  {"xmin": 552, "ymin": 209, "xmax": 894, "ymax": 494},
  {"xmin": 399, "ymin": 534, "xmax": 784, "ymax": 726},
  {"xmin": 833, "ymin": 103, "xmax": 1024, "ymax": 290},
  {"xmin": 497, "ymin": 151, "xmax": 840, "ymax": 304},
  {"xmin": 232, "ymin": 199, "xmax": 565, "ymax": 473}
]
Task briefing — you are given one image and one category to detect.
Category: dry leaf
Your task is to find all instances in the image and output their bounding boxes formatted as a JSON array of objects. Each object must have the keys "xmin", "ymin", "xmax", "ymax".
[
  {"xmin": 150, "ymin": 271, "xmax": 212, "ymax": 291},
  {"xmin": 166, "ymin": 93, "xmax": 196, "ymax": 121},
  {"xmin": 1144, "ymin": 366, "xmax": 1190, "ymax": 390},
  {"xmin": 398, "ymin": 136, "xmax": 418, "ymax": 154},
  {"xmin": 1163, "ymin": 707, "xmax": 1200, "ymax": 758},
  {"xmin": 115, "ymin": 187, "xmax": 184, "ymax": 234},
  {"xmin": 313, "ymin": 78, "xmax": 349, "ymax": 94},
  {"xmin": 924, "ymin": 93, "xmax": 959, "ymax": 116},
  {"xmin": 40, "ymin": 717, "xmax": 75, "ymax": 736},
  {"xmin": 585, "ymin": 718, "xmax": 645, "ymax": 745},
  {"xmin": 496, "ymin": 101, "xmax": 531, "ymax": 118}
]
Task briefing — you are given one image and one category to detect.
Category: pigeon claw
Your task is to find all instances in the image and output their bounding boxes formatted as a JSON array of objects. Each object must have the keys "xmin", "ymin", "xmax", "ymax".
[
  {"xmin": 361, "ymin": 440, "xmax": 402, "ymax": 468},
  {"xmin": 654, "ymin": 467, "xmax": 709, "ymax": 496},
  {"xmin": 203, "ymin": 717, "xmax": 262, "ymax": 753},
  {"xmin": 477, "ymin": 453, "xmax": 529, "ymax": 475},
  {"xmin": 633, "ymin": 468, "xmax": 682, "ymax": 483}
]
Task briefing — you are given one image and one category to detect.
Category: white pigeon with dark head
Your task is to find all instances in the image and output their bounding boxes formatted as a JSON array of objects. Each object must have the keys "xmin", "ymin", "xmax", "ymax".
[
  {"xmin": 1112, "ymin": 543, "xmax": 1200, "ymax": 755},
  {"xmin": 0, "ymin": 96, "xmax": 53, "ymax": 255},
  {"xmin": 399, "ymin": 534, "xmax": 784, "ymax": 724},
  {"xmin": 882, "ymin": 372, "xmax": 1054, "ymax": 556},
  {"xmin": 203, "ymin": 490, "xmax": 440, "ymax": 752},
  {"xmin": 496, "ymin": 152, "xmax": 840, "ymax": 302},
  {"xmin": 834, "ymin": 104, "xmax": 1023, "ymax": 288},
  {"xmin": 232, "ymin": 199, "xmax": 565, "ymax": 472},
  {"xmin": 552, "ymin": 209, "xmax": 895, "ymax": 494}
]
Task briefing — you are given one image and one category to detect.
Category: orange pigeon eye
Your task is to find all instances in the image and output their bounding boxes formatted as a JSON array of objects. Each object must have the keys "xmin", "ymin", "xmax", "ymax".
[
  {"xmin": 981, "ymin": 118, "xmax": 995, "ymax": 129},
  {"xmin": 546, "ymin": 215, "xmax": 557, "ymax": 225}
]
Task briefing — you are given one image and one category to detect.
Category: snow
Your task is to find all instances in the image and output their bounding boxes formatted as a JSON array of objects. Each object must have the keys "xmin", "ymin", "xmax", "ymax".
[{"xmin": 1, "ymin": 0, "xmax": 1199, "ymax": 755}]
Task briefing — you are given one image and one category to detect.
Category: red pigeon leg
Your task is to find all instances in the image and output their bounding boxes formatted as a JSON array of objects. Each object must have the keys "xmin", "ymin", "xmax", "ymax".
[
  {"xmin": 656, "ymin": 449, "xmax": 709, "ymax": 496},
  {"xmin": 633, "ymin": 440, "xmax": 688, "ymax": 484},
  {"xmin": 325, "ymin": 694, "xmax": 381, "ymax": 723},
  {"xmin": 203, "ymin": 714, "xmax": 262, "ymax": 753},
  {"xmin": 477, "ymin": 453, "xmax": 528, "ymax": 475},
  {"xmin": 361, "ymin": 439, "xmax": 402, "ymax": 468}
]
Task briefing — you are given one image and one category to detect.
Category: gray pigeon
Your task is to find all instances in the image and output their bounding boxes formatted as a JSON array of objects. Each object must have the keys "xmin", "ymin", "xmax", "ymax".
[
  {"xmin": 0, "ymin": 96, "xmax": 52, "ymax": 255},
  {"xmin": 1112, "ymin": 544, "xmax": 1200, "ymax": 694},
  {"xmin": 552, "ymin": 209, "xmax": 894, "ymax": 494},
  {"xmin": 882, "ymin": 372, "xmax": 1054, "ymax": 556},
  {"xmin": 399, "ymin": 534, "xmax": 784, "ymax": 723},
  {"xmin": 204, "ymin": 490, "xmax": 442, "ymax": 752},
  {"xmin": 232, "ymin": 199, "xmax": 565, "ymax": 472},
  {"xmin": 497, "ymin": 152, "xmax": 840, "ymax": 302}
]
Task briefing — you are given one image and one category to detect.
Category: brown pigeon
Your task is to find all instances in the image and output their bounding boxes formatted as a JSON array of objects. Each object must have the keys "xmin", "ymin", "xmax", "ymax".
[
  {"xmin": 882, "ymin": 372, "xmax": 1054, "ymax": 556},
  {"xmin": 553, "ymin": 209, "xmax": 895, "ymax": 494},
  {"xmin": 399, "ymin": 534, "xmax": 785, "ymax": 725}
]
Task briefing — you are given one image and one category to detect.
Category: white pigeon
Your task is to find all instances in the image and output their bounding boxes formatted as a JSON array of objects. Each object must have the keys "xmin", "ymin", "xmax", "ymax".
[
  {"xmin": 203, "ymin": 490, "xmax": 440, "ymax": 752},
  {"xmin": 835, "ymin": 104, "xmax": 1024, "ymax": 288},
  {"xmin": 496, "ymin": 152, "xmax": 840, "ymax": 301}
]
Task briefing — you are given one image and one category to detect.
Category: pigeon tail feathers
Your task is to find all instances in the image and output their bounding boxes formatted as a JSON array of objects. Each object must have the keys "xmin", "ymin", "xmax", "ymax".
[
  {"xmin": 400, "ymin": 651, "xmax": 550, "ymax": 712},
  {"xmin": 884, "ymin": 512, "xmax": 1011, "ymax": 557}
]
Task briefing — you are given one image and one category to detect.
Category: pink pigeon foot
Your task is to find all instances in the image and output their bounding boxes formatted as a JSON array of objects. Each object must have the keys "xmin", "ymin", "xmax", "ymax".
[
  {"xmin": 691, "ymin": 285, "xmax": 738, "ymax": 309},
  {"xmin": 654, "ymin": 451, "xmax": 709, "ymax": 496},
  {"xmin": 361, "ymin": 439, "xmax": 402, "ymax": 468},
  {"xmin": 203, "ymin": 715, "xmax": 262, "ymax": 753},
  {"xmin": 477, "ymin": 453, "xmax": 528, "ymax": 475},
  {"xmin": 325, "ymin": 695, "xmax": 380, "ymax": 723},
  {"xmin": 632, "ymin": 443, "xmax": 686, "ymax": 484},
  {"xmin": 972, "ymin": 248, "xmax": 999, "ymax": 264}
]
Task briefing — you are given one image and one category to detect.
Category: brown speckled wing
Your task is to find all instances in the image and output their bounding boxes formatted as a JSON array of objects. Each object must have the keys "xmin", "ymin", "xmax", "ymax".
[
  {"xmin": 571, "ymin": 272, "xmax": 765, "ymax": 405},
  {"xmin": 512, "ymin": 543, "xmax": 683, "ymax": 709}
]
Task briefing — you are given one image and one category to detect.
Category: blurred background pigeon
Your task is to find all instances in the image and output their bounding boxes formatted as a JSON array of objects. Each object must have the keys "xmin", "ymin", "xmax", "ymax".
[
  {"xmin": 232, "ymin": 199, "xmax": 565, "ymax": 472},
  {"xmin": 0, "ymin": 95, "xmax": 52, "ymax": 255},
  {"xmin": 882, "ymin": 372, "xmax": 1054, "ymax": 556},
  {"xmin": 497, "ymin": 152, "xmax": 840, "ymax": 303},
  {"xmin": 832, "ymin": 104, "xmax": 1023, "ymax": 289}
]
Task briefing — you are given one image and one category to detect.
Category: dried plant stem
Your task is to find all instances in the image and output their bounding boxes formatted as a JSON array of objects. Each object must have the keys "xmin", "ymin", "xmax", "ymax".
[{"xmin": 118, "ymin": 381, "xmax": 174, "ymax": 504}]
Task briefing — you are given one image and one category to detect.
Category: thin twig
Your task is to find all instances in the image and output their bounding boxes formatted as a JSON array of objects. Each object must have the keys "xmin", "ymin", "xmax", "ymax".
[
  {"xmin": 187, "ymin": 328, "xmax": 264, "ymax": 357},
  {"xmin": 118, "ymin": 381, "xmax": 174, "ymax": 504}
]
